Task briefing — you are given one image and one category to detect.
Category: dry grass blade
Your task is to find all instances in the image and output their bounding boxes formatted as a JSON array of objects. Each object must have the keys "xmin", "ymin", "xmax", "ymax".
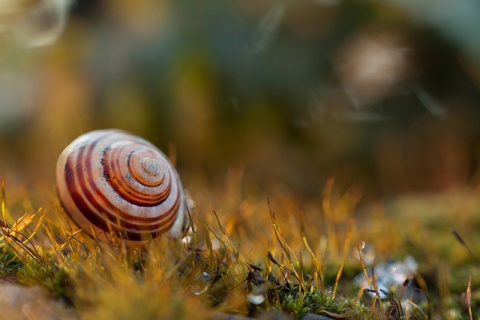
[
  {"xmin": 186, "ymin": 208, "xmax": 198, "ymax": 245},
  {"xmin": 0, "ymin": 176, "xmax": 10, "ymax": 244},
  {"xmin": 11, "ymin": 209, "xmax": 38, "ymax": 233},
  {"xmin": 12, "ymin": 208, "xmax": 46, "ymax": 243},
  {"xmin": 3, "ymin": 236, "xmax": 30, "ymax": 265},
  {"xmin": 402, "ymin": 299, "xmax": 428, "ymax": 319},
  {"xmin": 211, "ymin": 211, "xmax": 241, "ymax": 260},
  {"xmin": 267, "ymin": 251, "xmax": 290, "ymax": 283},
  {"xmin": 1, "ymin": 176, "xmax": 9, "ymax": 223},
  {"xmin": 300, "ymin": 209, "xmax": 324, "ymax": 292},
  {"xmin": 356, "ymin": 244, "xmax": 382, "ymax": 311},
  {"xmin": 267, "ymin": 251, "xmax": 280, "ymax": 266},
  {"xmin": 204, "ymin": 218, "xmax": 246, "ymax": 284},
  {"xmin": 268, "ymin": 198, "xmax": 303, "ymax": 289},
  {"xmin": 356, "ymin": 244, "xmax": 369, "ymax": 288},
  {"xmin": 333, "ymin": 259, "xmax": 345, "ymax": 298},
  {"xmin": 271, "ymin": 217, "xmax": 301, "ymax": 285},
  {"xmin": 451, "ymin": 229, "xmax": 479, "ymax": 263},
  {"xmin": 44, "ymin": 224, "xmax": 63, "ymax": 253},
  {"xmin": 204, "ymin": 221, "xmax": 215, "ymax": 266},
  {"xmin": 3, "ymin": 230, "xmax": 43, "ymax": 264},
  {"xmin": 0, "ymin": 180, "xmax": 45, "ymax": 264},
  {"xmin": 370, "ymin": 268, "xmax": 383, "ymax": 309},
  {"xmin": 213, "ymin": 210, "xmax": 227, "ymax": 236},
  {"xmin": 302, "ymin": 233, "xmax": 322, "ymax": 291},
  {"xmin": 381, "ymin": 289, "xmax": 403, "ymax": 319}
]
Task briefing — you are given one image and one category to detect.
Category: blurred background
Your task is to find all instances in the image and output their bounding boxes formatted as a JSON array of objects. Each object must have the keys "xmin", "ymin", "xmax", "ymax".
[{"xmin": 1, "ymin": 0, "xmax": 480, "ymax": 206}]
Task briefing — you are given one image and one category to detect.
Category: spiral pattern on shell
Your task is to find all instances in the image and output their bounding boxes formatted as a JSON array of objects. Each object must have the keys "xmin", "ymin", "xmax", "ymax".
[{"xmin": 56, "ymin": 129, "xmax": 186, "ymax": 244}]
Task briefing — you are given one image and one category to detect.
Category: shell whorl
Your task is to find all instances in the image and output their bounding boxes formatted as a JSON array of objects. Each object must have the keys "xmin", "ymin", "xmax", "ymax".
[{"xmin": 56, "ymin": 129, "xmax": 186, "ymax": 244}]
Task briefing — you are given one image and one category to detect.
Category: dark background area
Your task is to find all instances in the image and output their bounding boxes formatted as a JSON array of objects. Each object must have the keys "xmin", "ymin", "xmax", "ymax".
[{"xmin": 1, "ymin": 0, "xmax": 480, "ymax": 204}]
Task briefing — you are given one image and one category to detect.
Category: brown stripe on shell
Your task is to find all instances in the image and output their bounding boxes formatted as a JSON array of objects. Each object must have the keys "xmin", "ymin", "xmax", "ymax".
[
  {"xmin": 127, "ymin": 149, "xmax": 165, "ymax": 187},
  {"xmin": 108, "ymin": 207, "xmax": 179, "ymax": 241},
  {"xmin": 111, "ymin": 144, "xmax": 171, "ymax": 204},
  {"xmin": 102, "ymin": 145, "xmax": 171, "ymax": 207},
  {"xmin": 63, "ymin": 133, "xmax": 180, "ymax": 241},
  {"xmin": 126, "ymin": 148, "xmax": 171, "ymax": 193},
  {"xmin": 69, "ymin": 146, "xmax": 179, "ymax": 238},
  {"xmin": 65, "ymin": 154, "xmax": 113, "ymax": 234},
  {"xmin": 80, "ymin": 138, "xmax": 179, "ymax": 227}
]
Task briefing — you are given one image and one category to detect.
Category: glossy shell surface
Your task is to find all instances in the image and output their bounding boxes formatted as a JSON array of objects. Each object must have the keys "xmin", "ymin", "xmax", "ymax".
[{"xmin": 56, "ymin": 129, "xmax": 186, "ymax": 244}]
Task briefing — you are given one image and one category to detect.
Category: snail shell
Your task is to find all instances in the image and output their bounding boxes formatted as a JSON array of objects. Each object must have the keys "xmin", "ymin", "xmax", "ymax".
[{"xmin": 56, "ymin": 129, "xmax": 187, "ymax": 245}]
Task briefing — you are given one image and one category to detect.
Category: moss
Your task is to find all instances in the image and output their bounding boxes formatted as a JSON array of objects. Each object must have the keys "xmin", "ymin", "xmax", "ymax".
[
  {"xmin": 0, "ymin": 246, "xmax": 23, "ymax": 279},
  {"xmin": 17, "ymin": 258, "xmax": 73, "ymax": 303}
]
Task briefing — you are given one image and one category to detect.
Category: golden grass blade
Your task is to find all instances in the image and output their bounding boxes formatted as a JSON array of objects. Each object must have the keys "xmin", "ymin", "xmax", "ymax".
[
  {"xmin": 23, "ymin": 209, "xmax": 46, "ymax": 243},
  {"xmin": 300, "ymin": 209, "xmax": 324, "ymax": 291},
  {"xmin": 3, "ymin": 236, "xmax": 30, "ymax": 265},
  {"xmin": 204, "ymin": 223, "xmax": 241, "ymax": 279},
  {"xmin": 186, "ymin": 208, "xmax": 199, "ymax": 246},
  {"xmin": 204, "ymin": 222, "xmax": 215, "ymax": 267},
  {"xmin": 43, "ymin": 223, "xmax": 62, "ymax": 252},
  {"xmin": 1, "ymin": 176, "xmax": 7, "ymax": 225},
  {"xmin": 11, "ymin": 210, "xmax": 35, "ymax": 233},
  {"xmin": 212, "ymin": 211, "xmax": 240, "ymax": 260},
  {"xmin": 271, "ymin": 221, "xmax": 301, "ymax": 285},
  {"xmin": 370, "ymin": 268, "xmax": 383, "ymax": 309},
  {"xmin": 3, "ymin": 232, "xmax": 42, "ymax": 265},
  {"xmin": 267, "ymin": 251, "xmax": 289, "ymax": 283},
  {"xmin": 356, "ymin": 244, "xmax": 369, "ymax": 286},
  {"xmin": 213, "ymin": 211, "xmax": 227, "ymax": 236},
  {"xmin": 10, "ymin": 230, "xmax": 43, "ymax": 262},
  {"xmin": 302, "ymin": 234, "xmax": 321, "ymax": 290},
  {"xmin": 2, "ymin": 175, "xmax": 7, "ymax": 226},
  {"xmin": 333, "ymin": 259, "xmax": 345, "ymax": 298},
  {"xmin": 268, "ymin": 199, "xmax": 302, "ymax": 288},
  {"xmin": 355, "ymin": 244, "xmax": 382, "ymax": 310},
  {"xmin": 403, "ymin": 300, "xmax": 428, "ymax": 319},
  {"xmin": 58, "ymin": 224, "xmax": 71, "ymax": 250}
]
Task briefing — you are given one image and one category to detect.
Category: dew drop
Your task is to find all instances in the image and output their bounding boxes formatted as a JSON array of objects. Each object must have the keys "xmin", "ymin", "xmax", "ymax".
[
  {"xmin": 247, "ymin": 293, "xmax": 266, "ymax": 305},
  {"xmin": 182, "ymin": 235, "xmax": 192, "ymax": 244},
  {"xmin": 247, "ymin": 285, "xmax": 266, "ymax": 305},
  {"xmin": 353, "ymin": 241, "xmax": 375, "ymax": 266},
  {"xmin": 211, "ymin": 238, "xmax": 220, "ymax": 250},
  {"xmin": 190, "ymin": 272, "xmax": 213, "ymax": 296}
]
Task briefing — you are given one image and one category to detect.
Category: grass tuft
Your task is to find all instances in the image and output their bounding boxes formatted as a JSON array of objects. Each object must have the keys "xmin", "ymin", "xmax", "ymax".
[{"xmin": 0, "ymin": 177, "xmax": 478, "ymax": 318}]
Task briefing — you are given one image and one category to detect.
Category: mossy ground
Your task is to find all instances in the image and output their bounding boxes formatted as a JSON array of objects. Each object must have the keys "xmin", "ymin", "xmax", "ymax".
[{"xmin": 0, "ymin": 175, "xmax": 479, "ymax": 319}]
